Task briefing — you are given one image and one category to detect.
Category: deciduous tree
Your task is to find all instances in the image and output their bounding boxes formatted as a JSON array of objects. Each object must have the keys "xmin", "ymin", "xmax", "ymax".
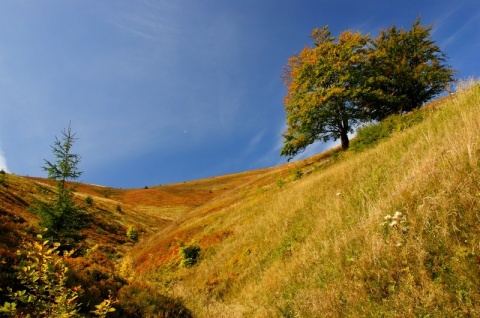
[
  {"xmin": 281, "ymin": 19, "xmax": 455, "ymax": 159},
  {"xmin": 367, "ymin": 18, "xmax": 455, "ymax": 120},
  {"xmin": 281, "ymin": 26, "xmax": 371, "ymax": 157}
]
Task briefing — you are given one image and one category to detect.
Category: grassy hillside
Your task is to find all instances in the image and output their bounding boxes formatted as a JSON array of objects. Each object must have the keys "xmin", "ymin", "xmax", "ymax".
[
  {"xmin": 1, "ymin": 85, "xmax": 479, "ymax": 317},
  {"xmin": 0, "ymin": 155, "xmax": 317, "ymax": 316},
  {"xmin": 127, "ymin": 86, "xmax": 480, "ymax": 317}
]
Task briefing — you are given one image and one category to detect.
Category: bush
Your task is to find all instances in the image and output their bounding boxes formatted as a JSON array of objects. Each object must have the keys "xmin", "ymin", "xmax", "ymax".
[
  {"xmin": 350, "ymin": 122, "xmax": 392, "ymax": 152},
  {"xmin": 180, "ymin": 244, "xmax": 201, "ymax": 267},
  {"xmin": 85, "ymin": 196, "xmax": 94, "ymax": 206},
  {"xmin": 351, "ymin": 111, "xmax": 424, "ymax": 152},
  {"xmin": 126, "ymin": 226, "xmax": 139, "ymax": 241},
  {"xmin": 276, "ymin": 177, "xmax": 285, "ymax": 189},
  {"xmin": 293, "ymin": 168, "xmax": 303, "ymax": 180},
  {"xmin": 0, "ymin": 236, "xmax": 115, "ymax": 317}
]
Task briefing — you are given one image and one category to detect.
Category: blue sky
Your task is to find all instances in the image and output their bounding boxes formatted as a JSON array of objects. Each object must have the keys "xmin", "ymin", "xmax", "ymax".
[{"xmin": 0, "ymin": 1, "xmax": 478, "ymax": 188}]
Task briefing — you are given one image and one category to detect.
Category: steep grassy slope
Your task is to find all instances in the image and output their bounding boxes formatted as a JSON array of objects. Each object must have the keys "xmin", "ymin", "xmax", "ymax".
[{"xmin": 126, "ymin": 86, "xmax": 480, "ymax": 317}]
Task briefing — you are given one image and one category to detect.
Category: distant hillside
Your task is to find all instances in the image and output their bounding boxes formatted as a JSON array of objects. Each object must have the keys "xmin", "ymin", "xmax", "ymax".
[
  {"xmin": 1, "ymin": 151, "xmax": 320, "ymax": 316},
  {"xmin": 1, "ymin": 85, "xmax": 479, "ymax": 317}
]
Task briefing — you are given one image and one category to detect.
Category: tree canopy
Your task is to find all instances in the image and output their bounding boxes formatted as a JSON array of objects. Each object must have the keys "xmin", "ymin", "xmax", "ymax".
[
  {"xmin": 281, "ymin": 19, "xmax": 454, "ymax": 158},
  {"xmin": 367, "ymin": 18, "xmax": 455, "ymax": 120},
  {"xmin": 281, "ymin": 26, "xmax": 371, "ymax": 157}
]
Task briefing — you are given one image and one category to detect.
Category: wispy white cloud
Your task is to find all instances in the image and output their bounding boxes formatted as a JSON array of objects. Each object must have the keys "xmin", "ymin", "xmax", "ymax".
[
  {"xmin": 252, "ymin": 122, "xmax": 288, "ymax": 167},
  {"xmin": 245, "ymin": 129, "xmax": 266, "ymax": 155},
  {"xmin": 0, "ymin": 140, "xmax": 8, "ymax": 172},
  {"xmin": 433, "ymin": 6, "xmax": 480, "ymax": 50},
  {"xmin": 107, "ymin": 1, "xmax": 180, "ymax": 43},
  {"xmin": 431, "ymin": 3, "xmax": 464, "ymax": 35}
]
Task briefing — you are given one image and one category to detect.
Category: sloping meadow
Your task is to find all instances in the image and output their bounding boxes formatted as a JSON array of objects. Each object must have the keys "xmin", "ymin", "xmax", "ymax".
[{"xmin": 131, "ymin": 86, "xmax": 480, "ymax": 317}]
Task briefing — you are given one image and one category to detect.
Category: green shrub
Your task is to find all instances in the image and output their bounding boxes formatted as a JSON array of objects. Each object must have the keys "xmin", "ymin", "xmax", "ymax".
[
  {"xmin": 293, "ymin": 168, "xmax": 303, "ymax": 180},
  {"xmin": 126, "ymin": 226, "xmax": 139, "ymax": 241},
  {"xmin": 276, "ymin": 177, "xmax": 286, "ymax": 189},
  {"xmin": 0, "ymin": 236, "xmax": 115, "ymax": 317},
  {"xmin": 180, "ymin": 244, "xmax": 201, "ymax": 267},
  {"xmin": 351, "ymin": 110, "xmax": 424, "ymax": 152},
  {"xmin": 85, "ymin": 196, "xmax": 93, "ymax": 206},
  {"xmin": 350, "ymin": 122, "xmax": 392, "ymax": 152},
  {"xmin": 115, "ymin": 205, "xmax": 122, "ymax": 212}
]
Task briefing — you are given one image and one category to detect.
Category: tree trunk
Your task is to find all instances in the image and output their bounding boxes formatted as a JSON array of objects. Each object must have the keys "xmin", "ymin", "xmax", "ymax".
[
  {"xmin": 340, "ymin": 130, "xmax": 350, "ymax": 150},
  {"xmin": 340, "ymin": 118, "xmax": 350, "ymax": 150}
]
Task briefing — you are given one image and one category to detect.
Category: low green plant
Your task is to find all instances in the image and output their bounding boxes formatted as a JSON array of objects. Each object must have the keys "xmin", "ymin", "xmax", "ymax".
[
  {"xmin": 350, "ymin": 122, "xmax": 392, "ymax": 152},
  {"xmin": 0, "ymin": 235, "xmax": 115, "ymax": 317},
  {"xmin": 91, "ymin": 293, "xmax": 116, "ymax": 318},
  {"xmin": 84, "ymin": 196, "xmax": 93, "ymax": 206},
  {"xmin": 351, "ymin": 110, "xmax": 424, "ymax": 152},
  {"xmin": 180, "ymin": 243, "xmax": 201, "ymax": 267},
  {"xmin": 276, "ymin": 177, "xmax": 285, "ymax": 189},
  {"xmin": 126, "ymin": 226, "xmax": 139, "ymax": 242},
  {"xmin": 293, "ymin": 168, "xmax": 303, "ymax": 180},
  {"xmin": 115, "ymin": 205, "xmax": 122, "ymax": 213},
  {"xmin": 0, "ymin": 301, "xmax": 16, "ymax": 316}
]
